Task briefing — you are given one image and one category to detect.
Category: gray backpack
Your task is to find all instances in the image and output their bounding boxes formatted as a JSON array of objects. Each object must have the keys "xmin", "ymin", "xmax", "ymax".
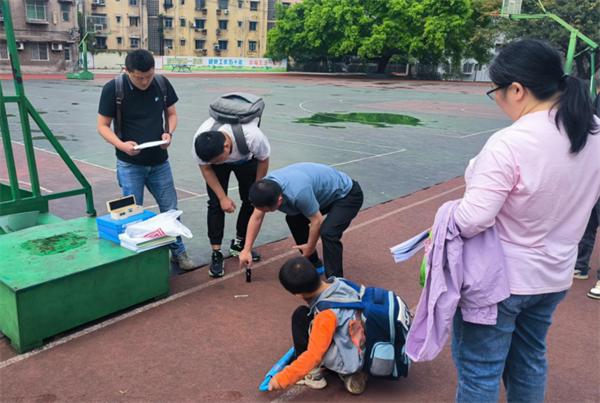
[{"xmin": 209, "ymin": 92, "xmax": 265, "ymax": 155}]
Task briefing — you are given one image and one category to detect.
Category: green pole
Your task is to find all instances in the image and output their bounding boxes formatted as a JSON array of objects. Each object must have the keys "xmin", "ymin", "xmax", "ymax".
[
  {"xmin": 24, "ymin": 98, "xmax": 96, "ymax": 216},
  {"xmin": 564, "ymin": 31, "xmax": 577, "ymax": 74},
  {"xmin": 0, "ymin": 82, "xmax": 20, "ymax": 200},
  {"xmin": 1, "ymin": 0, "xmax": 42, "ymax": 197},
  {"xmin": 590, "ymin": 50, "xmax": 597, "ymax": 98}
]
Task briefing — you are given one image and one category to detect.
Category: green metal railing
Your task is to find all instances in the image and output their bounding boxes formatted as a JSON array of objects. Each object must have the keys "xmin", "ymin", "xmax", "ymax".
[
  {"xmin": 507, "ymin": 1, "xmax": 598, "ymax": 98},
  {"xmin": 0, "ymin": 0, "xmax": 96, "ymax": 216}
]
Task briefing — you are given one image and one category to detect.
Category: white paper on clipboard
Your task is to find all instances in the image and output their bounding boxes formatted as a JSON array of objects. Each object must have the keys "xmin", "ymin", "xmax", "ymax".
[{"xmin": 133, "ymin": 140, "xmax": 169, "ymax": 150}]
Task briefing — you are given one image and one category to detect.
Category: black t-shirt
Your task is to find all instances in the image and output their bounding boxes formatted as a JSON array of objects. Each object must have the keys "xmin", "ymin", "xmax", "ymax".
[{"xmin": 98, "ymin": 75, "xmax": 178, "ymax": 166}]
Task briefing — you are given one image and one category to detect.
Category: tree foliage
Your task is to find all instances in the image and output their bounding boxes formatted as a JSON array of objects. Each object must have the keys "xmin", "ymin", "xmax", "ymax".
[{"xmin": 267, "ymin": 0, "xmax": 485, "ymax": 73}]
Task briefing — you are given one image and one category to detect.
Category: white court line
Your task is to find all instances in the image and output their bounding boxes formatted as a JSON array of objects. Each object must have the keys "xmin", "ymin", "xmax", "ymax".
[
  {"xmin": 10, "ymin": 140, "xmax": 204, "ymax": 198},
  {"xmin": 270, "ymin": 386, "xmax": 305, "ymax": 403},
  {"xmin": 269, "ymin": 137, "xmax": 376, "ymax": 156},
  {"xmin": 0, "ymin": 178, "xmax": 54, "ymax": 194},
  {"xmin": 331, "ymin": 149, "xmax": 406, "ymax": 167},
  {"xmin": 298, "ymin": 101, "xmax": 314, "ymax": 113},
  {"xmin": 0, "ymin": 183, "xmax": 465, "ymax": 370},
  {"xmin": 459, "ymin": 127, "xmax": 501, "ymax": 138},
  {"xmin": 279, "ymin": 131, "xmax": 399, "ymax": 150}
]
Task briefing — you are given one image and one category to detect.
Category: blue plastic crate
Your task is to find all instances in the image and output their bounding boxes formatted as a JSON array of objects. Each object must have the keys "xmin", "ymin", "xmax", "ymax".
[{"xmin": 96, "ymin": 210, "xmax": 156, "ymax": 244}]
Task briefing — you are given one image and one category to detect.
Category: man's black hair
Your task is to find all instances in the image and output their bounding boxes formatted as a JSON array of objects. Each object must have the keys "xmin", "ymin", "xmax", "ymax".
[
  {"xmin": 249, "ymin": 179, "xmax": 282, "ymax": 208},
  {"xmin": 125, "ymin": 49, "xmax": 155, "ymax": 72},
  {"xmin": 194, "ymin": 131, "xmax": 226, "ymax": 162},
  {"xmin": 279, "ymin": 256, "xmax": 321, "ymax": 294}
]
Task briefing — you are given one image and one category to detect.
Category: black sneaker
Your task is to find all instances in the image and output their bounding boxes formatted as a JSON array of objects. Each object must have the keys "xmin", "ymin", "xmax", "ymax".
[
  {"xmin": 229, "ymin": 239, "xmax": 261, "ymax": 262},
  {"xmin": 209, "ymin": 250, "xmax": 224, "ymax": 278}
]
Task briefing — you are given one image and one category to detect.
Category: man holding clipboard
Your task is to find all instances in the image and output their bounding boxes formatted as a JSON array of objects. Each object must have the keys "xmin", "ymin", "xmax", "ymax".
[{"xmin": 97, "ymin": 49, "xmax": 196, "ymax": 271}]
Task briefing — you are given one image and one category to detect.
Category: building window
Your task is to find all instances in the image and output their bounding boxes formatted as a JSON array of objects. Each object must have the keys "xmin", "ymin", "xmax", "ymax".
[
  {"xmin": 237, "ymin": 20, "xmax": 242, "ymax": 27},
  {"xmin": 116, "ymin": 15, "xmax": 121, "ymax": 23},
  {"xmin": 95, "ymin": 37, "xmax": 107, "ymax": 48},
  {"xmin": 164, "ymin": 0, "xmax": 174, "ymax": 8},
  {"xmin": 238, "ymin": 0, "xmax": 243, "ymax": 7},
  {"xmin": 164, "ymin": 39, "xmax": 173, "ymax": 49},
  {"xmin": 195, "ymin": 0, "xmax": 206, "ymax": 9},
  {"xmin": 195, "ymin": 39, "xmax": 205, "ymax": 49},
  {"xmin": 237, "ymin": 40, "xmax": 242, "ymax": 48},
  {"xmin": 218, "ymin": 20, "xmax": 228, "ymax": 30},
  {"xmin": 180, "ymin": 39, "xmax": 186, "ymax": 46},
  {"xmin": 31, "ymin": 43, "xmax": 49, "ymax": 60},
  {"xmin": 60, "ymin": 3, "xmax": 70, "ymax": 22},
  {"xmin": 180, "ymin": 18, "xmax": 186, "ymax": 27},
  {"xmin": 194, "ymin": 19, "xmax": 205, "ymax": 29},
  {"xmin": 129, "ymin": 16, "xmax": 139, "ymax": 26},
  {"xmin": 129, "ymin": 0, "xmax": 138, "ymax": 5},
  {"xmin": 248, "ymin": 40, "xmax": 256, "ymax": 52},
  {"xmin": 282, "ymin": 1, "xmax": 290, "ymax": 7},
  {"xmin": 130, "ymin": 38, "xmax": 139, "ymax": 48},
  {"xmin": 250, "ymin": 1, "xmax": 258, "ymax": 11},
  {"xmin": 180, "ymin": 0, "xmax": 185, "ymax": 4},
  {"xmin": 25, "ymin": 0, "xmax": 47, "ymax": 22},
  {"xmin": 218, "ymin": 0, "xmax": 228, "ymax": 10},
  {"xmin": 0, "ymin": 42, "xmax": 8, "ymax": 60},
  {"xmin": 164, "ymin": 17, "xmax": 173, "ymax": 28},
  {"xmin": 117, "ymin": 37, "xmax": 123, "ymax": 44},
  {"xmin": 218, "ymin": 40, "xmax": 228, "ymax": 50},
  {"xmin": 64, "ymin": 47, "xmax": 71, "ymax": 61},
  {"xmin": 249, "ymin": 21, "xmax": 257, "ymax": 31}
]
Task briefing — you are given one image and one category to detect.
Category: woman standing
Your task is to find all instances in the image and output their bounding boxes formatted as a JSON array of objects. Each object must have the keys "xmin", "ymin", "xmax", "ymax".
[{"xmin": 452, "ymin": 39, "xmax": 600, "ymax": 402}]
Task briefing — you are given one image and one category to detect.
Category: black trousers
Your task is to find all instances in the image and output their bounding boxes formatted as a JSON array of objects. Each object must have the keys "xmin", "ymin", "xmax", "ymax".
[
  {"xmin": 285, "ymin": 181, "xmax": 364, "ymax": 278},
  {"xmin": 292, "ymin": 306, "xmax": 313, "ymax": 359},
  {"xmin": 206, "ymin": 159, "xmax": 258, "ymax": 245}
]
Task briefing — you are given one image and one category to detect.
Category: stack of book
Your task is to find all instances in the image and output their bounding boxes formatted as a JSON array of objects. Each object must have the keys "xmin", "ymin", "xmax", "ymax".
[{"xmin": 118, "ymin": 232, "xmax": 176, "ymax": 253}]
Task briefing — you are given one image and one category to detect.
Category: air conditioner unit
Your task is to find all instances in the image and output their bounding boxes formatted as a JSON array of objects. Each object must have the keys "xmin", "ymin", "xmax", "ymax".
[
  {"xmin": 16, "ymin": 42, "xmax": 25, "ymax": 51},
  {"xmin": 215, "ymin": 29, "xmax": 221, "ymax": 35},
  {"xmin": 213, "ymin": 43, "xmax": 219, "ymax": 50},
  {"xmin": 51, "ymin": 43, "xmax": 63, "ymax": 51},
  {"xmin": 216, "ymin": 9, "xmax": 221, "ymax": 14},
  {"xmin": 224, "ymin": 9, "xmax": 229, "ymax": 15},
  {"xmin": 94, "ymin": 24, "xmax": 104, "ymax": 32}
]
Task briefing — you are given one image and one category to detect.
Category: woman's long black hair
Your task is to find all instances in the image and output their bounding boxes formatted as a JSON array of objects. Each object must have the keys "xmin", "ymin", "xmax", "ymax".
[{"xmin": 489, "ymin": 39, "xmax": 598, "ymax": 154}]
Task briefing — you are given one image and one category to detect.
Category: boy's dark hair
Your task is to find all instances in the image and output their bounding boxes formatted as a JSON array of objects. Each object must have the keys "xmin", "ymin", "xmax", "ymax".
[
  {"xmin": 489, "ymin": 39, "xmax": 598, "ymax": 154},
  {"xmin": 195, "ymin": 131, "xmax": 226, "ymax": 162},
  {"xmin": 279, "ymin": 256, "xmax": 321, "ymax": 295},
  {"xmin": 125, "ymin": 49, "xmax": 155, "ymax": 72},
  {"xmin": 249, "ymin": 179, "xmax": 282, "ymax": 208}
]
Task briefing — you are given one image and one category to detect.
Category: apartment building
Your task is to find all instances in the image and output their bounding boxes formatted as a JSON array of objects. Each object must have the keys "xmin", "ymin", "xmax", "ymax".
[
  {"xmin": 0, "ymin": 0, "xmax": 79, "ymax": 73},
  {"xmin": 86, "ymin": 0, "xmax": 146, "ymax": 52},
  {"xmin": 155, "ymin": 0, "xmax": 269, "ymax": 58}
]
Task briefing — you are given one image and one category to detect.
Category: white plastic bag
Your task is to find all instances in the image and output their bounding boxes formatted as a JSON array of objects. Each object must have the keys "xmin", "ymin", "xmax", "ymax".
[{"xmin": 123, "ymin": 210, "xmax": 193, "ymax": 241}]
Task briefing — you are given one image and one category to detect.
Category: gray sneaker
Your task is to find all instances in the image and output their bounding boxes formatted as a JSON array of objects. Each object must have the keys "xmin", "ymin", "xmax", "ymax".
[
  {"xmin": 339, "ymin": 371, "xmax": 368, "ymax": 395},
  {"xmin": 171, "ymin": 252, "xmax": 196, "ymax": 271}
]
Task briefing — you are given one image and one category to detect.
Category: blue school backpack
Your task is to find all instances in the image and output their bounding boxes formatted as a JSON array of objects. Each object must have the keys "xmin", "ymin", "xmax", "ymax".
[{"xmin": 314, "ymin": 279, "xmax": 412, "ymax": 379}]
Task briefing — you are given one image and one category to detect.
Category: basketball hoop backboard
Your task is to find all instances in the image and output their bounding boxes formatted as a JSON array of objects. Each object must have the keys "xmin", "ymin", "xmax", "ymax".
[{"xmin": 501, "ymin": 0, "xmax": 523, "ymax": 16}]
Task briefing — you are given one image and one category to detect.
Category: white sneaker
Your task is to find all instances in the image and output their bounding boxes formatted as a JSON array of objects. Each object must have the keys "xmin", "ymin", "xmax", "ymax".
[
  {"xmin": 587, "ymin": 280, "xmax": 600, "ymax": 300},
  {"xmin": 296, "ymin": 367, "xmax": 327, "ymax": 389},
  {"xmin": 573, "ymin": 269, "xmax": 589, "ymax": 280}
]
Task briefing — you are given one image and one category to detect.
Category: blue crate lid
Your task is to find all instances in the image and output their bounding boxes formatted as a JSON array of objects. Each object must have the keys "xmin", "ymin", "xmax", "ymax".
[{"xmin": 96, "ymin": 210, "xmax": 156, "ymax": 231}]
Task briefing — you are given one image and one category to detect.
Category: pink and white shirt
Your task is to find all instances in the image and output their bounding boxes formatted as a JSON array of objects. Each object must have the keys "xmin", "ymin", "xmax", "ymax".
[{"xmin": 455, "ymin": 111, "xmax": 600, "ymax": 295}]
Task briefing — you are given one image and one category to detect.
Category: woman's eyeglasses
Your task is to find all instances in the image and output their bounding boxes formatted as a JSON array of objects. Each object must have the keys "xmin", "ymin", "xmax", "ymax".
[{"xmin": 486, "ymin": 85, "xmax": 508, "ymax": 101}]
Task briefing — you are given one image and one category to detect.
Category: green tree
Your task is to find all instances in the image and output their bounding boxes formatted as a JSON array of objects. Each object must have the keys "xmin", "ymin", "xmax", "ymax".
[{"xmin": 267, "ymin": 0, "xmax": 480, "ymax": 74}]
